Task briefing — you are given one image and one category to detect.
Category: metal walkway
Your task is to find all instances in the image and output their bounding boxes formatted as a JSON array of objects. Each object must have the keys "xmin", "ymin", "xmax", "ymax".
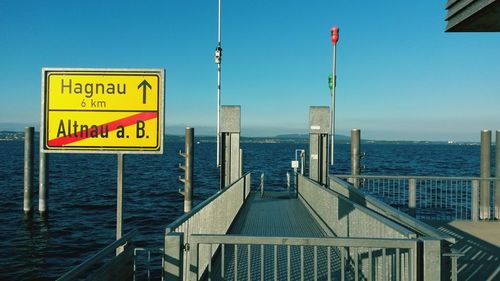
[
  {"xmin": 229, "ymin": 191, "xmax": 327, "ymax": 237},
  {"xmin": 206, "ymin": 191, "xmax": 346, "ymax": 281}
]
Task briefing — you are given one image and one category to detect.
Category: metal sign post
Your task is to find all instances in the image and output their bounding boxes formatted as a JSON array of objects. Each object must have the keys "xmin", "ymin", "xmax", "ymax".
[
  {"xmin": 329, "ymin": 27, "xmax": 339, "ymax": 167},
  {"xmin": 116, "ymin": 153, "xmax": 124, "ymax": 255}
]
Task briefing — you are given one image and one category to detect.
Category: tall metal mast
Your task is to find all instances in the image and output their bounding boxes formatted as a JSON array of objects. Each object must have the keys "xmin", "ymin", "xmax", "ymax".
[
  {"xmin": 215, "ymin": 0, "xmax": 222, "ymax": 167},
  {"xmin": 330, "ymin": 26, "xmax": 339, "ymax": 166}
]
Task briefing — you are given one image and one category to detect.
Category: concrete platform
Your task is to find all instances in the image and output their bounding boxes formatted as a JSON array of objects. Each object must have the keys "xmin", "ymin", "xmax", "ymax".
[{"xmin": 425, "ymin": 220, "xmax": 500, "ymax": 281}]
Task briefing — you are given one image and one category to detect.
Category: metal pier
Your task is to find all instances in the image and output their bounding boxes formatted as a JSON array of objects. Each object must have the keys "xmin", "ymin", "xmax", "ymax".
[
  {"xmin": 164, "ymin": 172, "xmax": 455, "ymax": 281},
  {"xmin": 161, "ymin": 107, "xmax": 457, "ymax": 281}
]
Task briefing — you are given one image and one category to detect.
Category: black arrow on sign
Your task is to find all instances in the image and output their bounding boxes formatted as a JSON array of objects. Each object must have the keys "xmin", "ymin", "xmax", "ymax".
[{"xmin": 137, "ymin": 80, "xmax": 152, "ymax": 104}]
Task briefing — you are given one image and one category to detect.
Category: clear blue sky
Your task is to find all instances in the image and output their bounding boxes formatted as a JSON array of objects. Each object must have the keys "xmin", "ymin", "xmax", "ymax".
[{"xmin": 1, "ymin": 1, "xmax": 499, "ymax": 141}]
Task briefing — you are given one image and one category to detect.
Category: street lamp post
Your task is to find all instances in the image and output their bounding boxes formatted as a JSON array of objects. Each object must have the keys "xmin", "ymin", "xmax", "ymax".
[{"xmin": 330, "ymin": 26, "xmax": 339, "ymax": 167}]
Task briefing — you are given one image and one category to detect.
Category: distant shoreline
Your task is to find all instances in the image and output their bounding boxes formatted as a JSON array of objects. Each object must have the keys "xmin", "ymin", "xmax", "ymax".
[{"xmin": 0, "ymin": 130, "xmax": 481, "ymax": 145}]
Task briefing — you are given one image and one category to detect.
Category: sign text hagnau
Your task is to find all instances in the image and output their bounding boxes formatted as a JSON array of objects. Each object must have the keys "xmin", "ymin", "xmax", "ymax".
[{"xmin": 41, "ymin": 68, "xmax": 165, "ymax": 154}]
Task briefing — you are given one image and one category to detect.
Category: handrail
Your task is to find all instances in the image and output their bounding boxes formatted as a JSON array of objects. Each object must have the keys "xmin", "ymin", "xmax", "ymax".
[
  {"xmin": 188, "ymin": 234, "xmax": 418, "ymax": 281},
  {"xmin": 330, "ymin": 176, "xmax": 456, "ymax": 243},
  {"xmin": 56, "ymin": 229, "xmax": 138, "ymax": 281},
  {"xmin": 189, "ymin": 234, "xmax": 418, "ymax": 249},
  {"xmin": 167, "ymin": 172, "xmax": 252, "ymax": 232},
  {"xmin": 299, "ymin": 174, "xmax": 416, "ymax": 238},
  {"xmin": 335, "ymin": 174, "xmax": 498, "ymax": 181}
]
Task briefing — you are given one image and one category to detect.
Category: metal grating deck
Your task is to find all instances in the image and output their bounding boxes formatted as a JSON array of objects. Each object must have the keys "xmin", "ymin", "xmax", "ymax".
[
  {"xmin": 203, "ymin": 192, "xmax": 347, "ymax": 280},
  {"xmin": 229, "ymin": 191, "xmax": 327, "ymax": 237}
]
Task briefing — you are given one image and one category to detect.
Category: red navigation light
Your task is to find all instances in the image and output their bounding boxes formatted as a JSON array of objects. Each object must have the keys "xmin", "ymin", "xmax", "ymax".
[{"xmin": 331, "ymin": 26, "xmax": 339, "ymax": 45}]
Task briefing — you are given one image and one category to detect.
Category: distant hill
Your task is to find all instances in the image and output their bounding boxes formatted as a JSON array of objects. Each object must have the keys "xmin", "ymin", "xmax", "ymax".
[
  {"xmin": 0, "ymin": 131, "xmax": 479, "ymax": 146},
  {"xmin": 275, "ymin": 134, "xmax": 350, "ymax": 141}
]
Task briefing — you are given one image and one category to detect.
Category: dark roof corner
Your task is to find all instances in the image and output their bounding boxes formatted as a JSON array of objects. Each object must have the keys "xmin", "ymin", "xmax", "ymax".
[{"xmin": 445, "ymin": 0, "xmax": 500, "ymax": 32}]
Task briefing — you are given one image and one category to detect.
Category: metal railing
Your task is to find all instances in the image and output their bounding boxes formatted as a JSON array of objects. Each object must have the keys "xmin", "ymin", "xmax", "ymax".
[
  {"xmin": 298, "ymin": 175, "xmax": 416, "ymax": 239},
  {"xmin": 329, "ymin": 176, "xmax": 460, "ymax": 280},
  {"xmin": 188, "ymin": 234, "xmax": 418, "ymax": 281},
  {"xmin": 329, "ymin": 177, "xmax": 455, "ymax": 243},
  {"xmin": 165, "ymin": 172, "xmax": 251, "ymax": 279},
  {"xmin": 134, "ymin": 248, "xmax": 164, "ymax": 281},
  {"xmin": 167, "ymin": 172, "xmax": 251, "ymax": 234},
  {"xmin": 335, "ymin": 175, "xmax": 498, "ymax": 221},
  {"xmin": 57, "ymin": 229, "xmax": 137, "ymax": 281}
]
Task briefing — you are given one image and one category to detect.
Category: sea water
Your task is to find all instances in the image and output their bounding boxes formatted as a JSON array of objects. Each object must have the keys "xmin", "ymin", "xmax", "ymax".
[{"xmin": 0, "ymin": 138, "xmax": 491, "ymax": 280}]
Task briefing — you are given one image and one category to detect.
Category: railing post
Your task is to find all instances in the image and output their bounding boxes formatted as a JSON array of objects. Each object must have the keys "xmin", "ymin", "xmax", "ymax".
[
  {"xmin": 452, "ymin": 255, "xmax": 458, "ymax": 281},
  {"xmin": 292, "ymin": 160, "xmax": 298, "ymax": 194},
  {"xmin": 300, "ymin": 150, "xmax": 305, "ymax": 175},
  {"xmin": 420, "ymin": 238, "xmax": 441, "ymax": 280},
  {"xmin": 495, "ymin": 130, "xmax": 500, "ymax": 219},
  {"xmin": 260, "ymin": 173, "xmax": 264, "ymax": 197},
  {"xmin": 239, "ymin": 148, "xmax": 243, "ymax": 178},
  {"xmin": 164, "ymin": 232, "xmax": 184, "ymax": 281},
  {"xmin": 23, "ymin": 127, "xmax": 34, "ymax": 215},
  {"xmin": 443, "ymin": 251, "xmax": 464, "ymax": 281},
  {"xmin": 39, "ymin": 152, "xmax": 49, "ymax": 216},
  {"xmin": 480, "ymin": 130, "xmax": 491, "ymax": 220},
  {"xmin": 287, "ymin": 171, "xmax": 291, "ymax": 192},
  {"xmin": 408, "ymin": 178, "xmax": 417, "ymax": 217},
  {"xmin": 472, "ymin": 180, "xmax": 479, "ymax": 221},
  {"xmin": 351, "ymin": 129, "xmax": 360, "ymax": 187}
]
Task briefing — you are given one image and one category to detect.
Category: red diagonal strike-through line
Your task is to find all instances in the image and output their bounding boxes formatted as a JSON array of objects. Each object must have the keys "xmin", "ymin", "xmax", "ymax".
[{"xmin": 47, "ymin": 112, "xmax": 158, "ymax": 147}]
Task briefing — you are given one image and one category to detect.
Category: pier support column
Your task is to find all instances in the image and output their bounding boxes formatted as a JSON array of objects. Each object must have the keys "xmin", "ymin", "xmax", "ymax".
[
  {"xmin": 495, "ymin": 130, "xmax": 500, "ymax": 219},
  {"xmin": 421, "ymin": 238, "xmax": 442, "ymax": 280},
  {"xmin": 220, "ymin": 106, "xmax": 241, "ymax": 189},
  {"xmin": 480, "ymin": 130, "xmax": 491, "ymax": 220},
  {"xmin": 38, "ymin": 152, "xmax": 49, "ymax": 215},
  {"xmin": 23, "ymin": 127, "xmax": 34, "ymax": 215},
  {"xmin": 309, "ymin": 106, "xmax": 329, "ymax": 186},
  {"xmin": 351, "ymin": 129, "xmax": 360, "ymax": 187},
  {"xmin": 179, "ymin": 128, "xmax": 194, "ymax": 213},
  {"xmin": 408, "ymin": 178, "xmax": 417, "ymax": 217}
]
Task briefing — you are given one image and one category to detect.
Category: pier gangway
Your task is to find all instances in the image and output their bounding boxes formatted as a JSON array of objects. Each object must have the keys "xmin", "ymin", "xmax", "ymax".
[{"xmin": 163, "ymin": 172, "xmax": 458, "ymax": 281}]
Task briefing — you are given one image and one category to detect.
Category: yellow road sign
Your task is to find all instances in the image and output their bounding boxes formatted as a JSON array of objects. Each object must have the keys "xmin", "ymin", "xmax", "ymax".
[{"xmin": 41, "ymin": 68, "xmax": 165, "ymax": 154}]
